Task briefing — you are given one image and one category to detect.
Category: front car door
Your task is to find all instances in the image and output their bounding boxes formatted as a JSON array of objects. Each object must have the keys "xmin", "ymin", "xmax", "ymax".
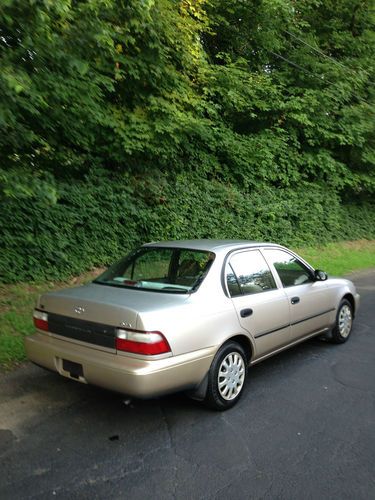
[
  {"xmin": 262, "ymin": 248, "xmax": 335, "ymax": 341},
  {"xmin": 226, "ymin": 249, "xmax": 291, "ymax": 360}
]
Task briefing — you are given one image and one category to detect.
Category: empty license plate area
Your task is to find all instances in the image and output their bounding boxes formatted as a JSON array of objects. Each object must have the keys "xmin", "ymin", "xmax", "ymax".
[{"xmin": 62, "ymin": 359, "xmax": 84, "ymax": 379}]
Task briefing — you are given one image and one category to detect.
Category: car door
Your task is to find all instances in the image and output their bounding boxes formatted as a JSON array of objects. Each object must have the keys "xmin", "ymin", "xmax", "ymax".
[
  {"xmin": 262, "ymin": 248, "xmax": 334, "ymax": 341},
  {"xmin": 226, "ymin": 249, "xmax": 291, "ymax": 359}
]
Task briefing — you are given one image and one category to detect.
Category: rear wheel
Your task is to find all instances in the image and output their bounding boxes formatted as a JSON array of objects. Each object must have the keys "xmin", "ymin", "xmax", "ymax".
[
  {"xmin": 205, "ymin": 341, "xmax": 247, "ymax": 411},
  {"xmin": 331, "ymin": 299, "xmax": 353, "ymax": 344}
]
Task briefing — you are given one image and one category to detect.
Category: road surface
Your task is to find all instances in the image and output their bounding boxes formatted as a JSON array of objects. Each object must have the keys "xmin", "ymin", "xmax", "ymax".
[{"xmin": 0, "ymin": 270, "xmax": 374, "ymax": 499}]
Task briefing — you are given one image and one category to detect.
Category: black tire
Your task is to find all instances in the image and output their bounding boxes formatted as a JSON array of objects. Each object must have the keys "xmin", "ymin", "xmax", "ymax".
[
  {"xmin": 330, "ymin": 299, "xmax": 353, "ymax": 344},
  {"xmin": 204, "ymin": 341, "xmax": 248, "ymax": 411}
]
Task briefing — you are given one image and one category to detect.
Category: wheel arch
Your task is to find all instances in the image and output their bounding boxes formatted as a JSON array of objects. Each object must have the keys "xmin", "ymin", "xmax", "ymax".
[
  {"xmin": 342, "ymin": 293, "xmax": 356, "ymax": 317},
  {"xmin": 223, "ymin": 334, "xmax": 254, "ymax": 364}
]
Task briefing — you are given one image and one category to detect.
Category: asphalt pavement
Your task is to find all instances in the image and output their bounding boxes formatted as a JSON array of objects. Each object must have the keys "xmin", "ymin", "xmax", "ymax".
[{"xmin": 0, "ymin": 270, "xmax": 374, "ymax": 499}]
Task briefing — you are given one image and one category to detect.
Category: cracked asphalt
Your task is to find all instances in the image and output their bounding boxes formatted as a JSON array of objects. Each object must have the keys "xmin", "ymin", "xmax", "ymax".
[{"xmin": 0, "ymin": 270, "xmax": 374, "ymax": 499}]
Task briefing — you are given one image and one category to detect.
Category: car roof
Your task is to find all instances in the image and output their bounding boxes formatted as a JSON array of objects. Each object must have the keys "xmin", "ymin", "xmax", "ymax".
[{"xmin": 142, "ymin": 239, "xmax": 282, "ymax": 253}]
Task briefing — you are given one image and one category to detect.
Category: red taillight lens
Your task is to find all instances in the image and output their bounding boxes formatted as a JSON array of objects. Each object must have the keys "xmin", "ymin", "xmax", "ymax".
[
  {"xmin": 116, "ymin": 329, "xmax": 171, "ymax": 355},
  {"xmin": 33, "ymin": 309, "xmax": 49, "ymax": 331}
]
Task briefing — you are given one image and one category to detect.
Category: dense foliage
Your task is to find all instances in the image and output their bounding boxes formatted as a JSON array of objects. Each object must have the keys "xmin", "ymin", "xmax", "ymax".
[{"xmin": 0, "ymin": 0, "xmax": 374, "ymax": 282}]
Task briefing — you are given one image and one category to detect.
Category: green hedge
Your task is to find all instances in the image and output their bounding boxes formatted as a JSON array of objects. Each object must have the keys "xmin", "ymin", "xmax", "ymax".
[{"xmin": 1, "ymin": 171, "xmax": 374, "ymax": 283}]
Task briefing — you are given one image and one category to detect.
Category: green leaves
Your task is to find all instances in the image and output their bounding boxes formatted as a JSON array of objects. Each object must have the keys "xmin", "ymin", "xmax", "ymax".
[
  {"xmin": 2, "ymin": 168, "xmax": 374, "ymax": 283},
  {"xmin": 0, "ymin": 0, "xmax": 374, "ymax": 282}
]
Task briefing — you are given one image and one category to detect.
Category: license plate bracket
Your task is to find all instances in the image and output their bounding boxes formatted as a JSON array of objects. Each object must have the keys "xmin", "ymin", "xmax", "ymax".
[{"xmin": 62, "ymin": 359, "xmax": 84, "ymax": 379}]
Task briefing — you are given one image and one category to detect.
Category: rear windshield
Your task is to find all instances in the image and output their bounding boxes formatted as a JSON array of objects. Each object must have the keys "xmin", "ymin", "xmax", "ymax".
[{"xmin": 94, "ymin": 247, "xmax": 215, "ymax": 293}]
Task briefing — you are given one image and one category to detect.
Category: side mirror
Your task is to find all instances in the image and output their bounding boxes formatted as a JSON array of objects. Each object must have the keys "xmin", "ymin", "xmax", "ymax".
[{"xmin": 314, "ymin": 269, "xmax": 328, "ymax": 281}]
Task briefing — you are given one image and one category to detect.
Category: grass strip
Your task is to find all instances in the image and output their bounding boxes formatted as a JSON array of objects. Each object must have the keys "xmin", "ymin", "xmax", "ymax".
[{"xmin": 295, "ymin": 240, "xmax": 375, "ymax": 276}]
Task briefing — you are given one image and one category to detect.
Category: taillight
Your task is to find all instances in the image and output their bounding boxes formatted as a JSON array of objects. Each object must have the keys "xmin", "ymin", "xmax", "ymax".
[
  {"xmin": 33, "ymin": 309, "xmax": 49, "ymax": 331},
  {"xmin": 116, "ymin": 328, "xmax": 171, "ymax": 355}
]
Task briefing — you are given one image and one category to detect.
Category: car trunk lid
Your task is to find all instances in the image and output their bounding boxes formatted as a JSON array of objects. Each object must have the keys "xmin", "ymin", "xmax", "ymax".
[{"xmin": 37, "ymin": 283, "xmax": 188, "ymax": 352}]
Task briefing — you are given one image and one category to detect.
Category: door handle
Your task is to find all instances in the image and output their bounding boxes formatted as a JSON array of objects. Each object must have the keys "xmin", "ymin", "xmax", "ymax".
[
  {"xmin": 291, "ymin": 297, "xmax": 300, "ymax": 305},
  {"xmin": 240, "ymin": 308, "xmax": 253, "ymax": 318}
]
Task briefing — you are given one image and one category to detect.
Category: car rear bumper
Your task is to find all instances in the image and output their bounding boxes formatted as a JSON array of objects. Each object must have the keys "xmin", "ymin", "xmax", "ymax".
[{"xmin": 25, "ymin": 332, "xmax": 216, "ymax": 398}]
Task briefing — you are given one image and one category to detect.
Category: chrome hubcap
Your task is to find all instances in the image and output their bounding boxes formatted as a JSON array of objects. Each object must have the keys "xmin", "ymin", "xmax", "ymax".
[
  {"xmin": 218, "ymin": 352, "xmax": 245, "ymax": 401},
  {"xmin": 338, "ymin": 304, "xmax": 352, "ymax": 338}
]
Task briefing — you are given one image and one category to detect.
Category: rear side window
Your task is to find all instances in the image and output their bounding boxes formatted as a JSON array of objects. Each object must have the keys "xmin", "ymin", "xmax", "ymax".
[
  {"xmin": 227, "ymin": 250, "xmax": 277, "ymax": 297},
  {"xmin": 263, "ymin": 249, "xmax": 313, "ymax": 287},
  {"xmin": 225, "ymin": 263, "xmax": 241, "ymax": 297}
]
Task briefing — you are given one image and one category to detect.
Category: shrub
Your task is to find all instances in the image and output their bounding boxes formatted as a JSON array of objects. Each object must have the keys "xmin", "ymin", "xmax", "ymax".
[{"xmin": 1, "ymin": 170, "xmax": 373, "ymax": 283}]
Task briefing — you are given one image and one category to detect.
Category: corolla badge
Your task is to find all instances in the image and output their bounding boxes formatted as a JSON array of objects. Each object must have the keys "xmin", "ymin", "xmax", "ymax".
[{"xmin": 74, "ymin": 306, "xmax": 85, "ymax": 315}]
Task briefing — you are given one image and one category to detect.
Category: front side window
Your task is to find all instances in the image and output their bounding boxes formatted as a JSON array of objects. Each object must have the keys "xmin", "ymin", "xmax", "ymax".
[
  {"xmin": 264, "ymin": 249, "xmax": 313, "ymax": 287},
  {"xmin": 227, "ymin": 250, "xmax": 277, "ymax": 297},
  {"xmin": 94, "ymin": 247, "xmax": 215, "ymax": 293}
]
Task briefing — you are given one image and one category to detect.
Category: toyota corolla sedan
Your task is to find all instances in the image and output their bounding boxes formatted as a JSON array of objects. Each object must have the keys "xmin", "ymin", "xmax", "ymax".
[{"xmin": 26, "ymin": 240, "xmax": 360, "ymax": 410}]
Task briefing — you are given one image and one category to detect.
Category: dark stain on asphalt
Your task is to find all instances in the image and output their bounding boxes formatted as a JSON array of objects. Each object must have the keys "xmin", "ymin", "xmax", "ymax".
[
  {"xmin": 332, "ymin": 360, "xmax": 375, "ymax": 392},
  {"xmin": 0, "ymin": 429, "xmax": 16, "ymax": 454}
]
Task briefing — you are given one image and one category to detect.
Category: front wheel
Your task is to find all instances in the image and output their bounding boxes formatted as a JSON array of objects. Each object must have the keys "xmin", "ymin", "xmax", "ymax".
[
  {"xmin": 204, "ymin": 341, "xmax": 248, "ymax": 411},
  {"xmin": 331, "ymin": 299, "xmax": 353, "ymax": 344}
]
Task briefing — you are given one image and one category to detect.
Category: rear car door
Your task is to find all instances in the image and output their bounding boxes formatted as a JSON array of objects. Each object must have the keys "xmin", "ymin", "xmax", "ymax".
[
  {"xmin": 262, "ymin": 248, "xmax": 334, "ymax": 341},
  {"xmin": 226, "ymin": 249, "xmax": 291, "ymax": 359}
]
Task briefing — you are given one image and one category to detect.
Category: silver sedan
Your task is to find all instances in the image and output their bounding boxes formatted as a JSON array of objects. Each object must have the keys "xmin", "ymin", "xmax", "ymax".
[{"xmin": 26, "ymin": 240, "xmax": 359, "ymax": 410}]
